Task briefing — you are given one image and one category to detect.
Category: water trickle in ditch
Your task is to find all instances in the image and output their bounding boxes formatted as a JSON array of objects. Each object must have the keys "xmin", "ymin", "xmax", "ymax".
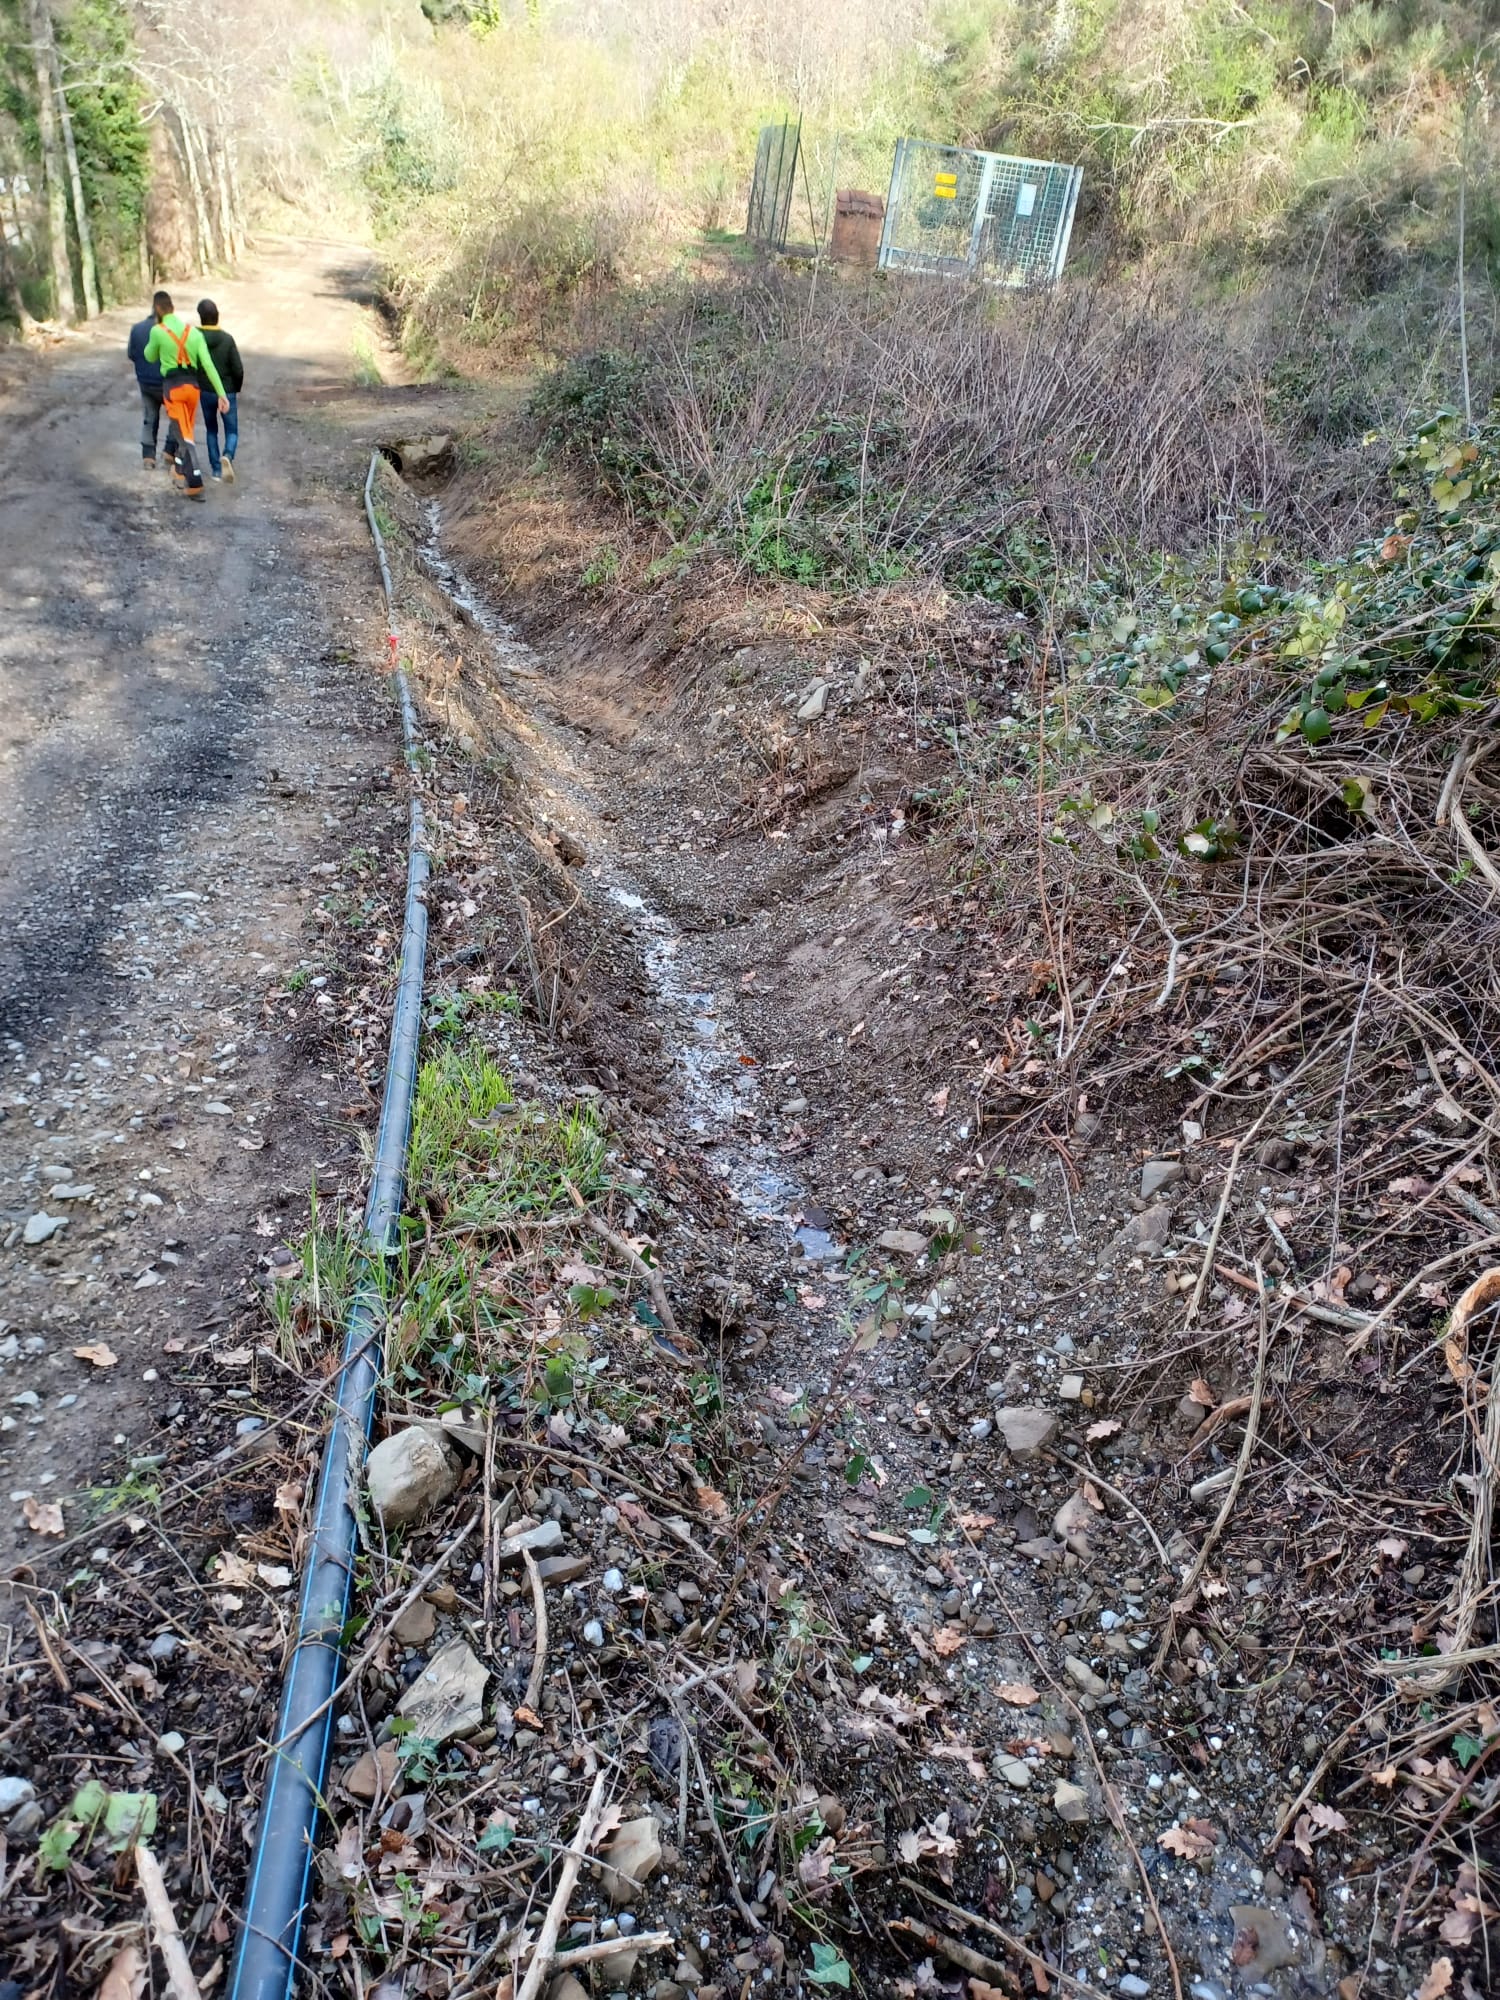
[{"xmin": 418, "ymin": 505, "xmax": 841, "ymax": 1267}]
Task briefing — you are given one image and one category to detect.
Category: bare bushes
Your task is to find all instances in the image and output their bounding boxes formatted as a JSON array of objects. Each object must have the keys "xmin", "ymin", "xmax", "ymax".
[
  {"xmin": 400, "ymin": 176, "xmax": 663, "ymax": 355},
  {"xmin": 537, "ymin": 273, "xmax": 1379, "ymax": 585}
]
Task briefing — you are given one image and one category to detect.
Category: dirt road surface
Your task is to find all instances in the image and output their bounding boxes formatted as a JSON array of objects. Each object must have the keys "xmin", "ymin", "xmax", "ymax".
[{"xmin": 0, "ymin": 244, "xmax": 404, "ymax": 1577}]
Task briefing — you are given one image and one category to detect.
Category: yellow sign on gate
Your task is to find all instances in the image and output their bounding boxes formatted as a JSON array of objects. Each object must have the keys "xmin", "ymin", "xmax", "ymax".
[{"xmin": 934, "ymin": 170, "xmax": 958, "ymax": 200}]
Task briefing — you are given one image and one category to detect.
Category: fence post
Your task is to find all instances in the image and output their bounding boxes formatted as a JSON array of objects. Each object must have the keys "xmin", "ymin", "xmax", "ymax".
[
  {"xmin": 877, "ymin": 138, "xmax": 904, "ymax": 271},
  {"xmin": 967, "ymin": 151, "xmax": 997, "ymax": 275}
]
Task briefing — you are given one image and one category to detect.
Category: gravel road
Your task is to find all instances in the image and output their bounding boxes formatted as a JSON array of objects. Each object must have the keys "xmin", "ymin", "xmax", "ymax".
[{"xmin": 0, "ymin": 244, "xmax": 405, "ymax": 1576}]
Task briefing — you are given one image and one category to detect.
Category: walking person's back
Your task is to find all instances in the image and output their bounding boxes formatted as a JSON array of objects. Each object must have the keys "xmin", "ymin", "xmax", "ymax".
[
  {"xmin": 195, "ymin": 300, "xmax": 244, "ymax": 483},
  {"xmin": 142, "ymin": 290, "xmax": 227, "ymax": 502},
  {"xmin": 126, "ymin": 306, "xmax": 165, "ymax": 470}
]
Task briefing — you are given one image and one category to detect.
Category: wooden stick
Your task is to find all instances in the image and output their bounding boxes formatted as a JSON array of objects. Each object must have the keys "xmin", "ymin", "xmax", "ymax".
[
  {"xmin": 268, "ymin": 1507, "xmax": 481, "ymax": 1754},
  {"xmin": 1392, "ymin": 1734, "xmax": 1500, "ymax": 1942},
  {"xmin": 564, "ymin": 1179, "xmax": 686, "ymax": 1342},
  {"xmin": 669, "ymin": 1689, "xmax": 763, "ymax": 1934},
  {"xmin": 135, "ymin": 1844, "xmax": 203, "ymax": 2000},
  {"xmin": 1182, "ymin": 1103, "xmax": 1278, "ymax": 1325},
  {"xmin": 953, "ymin": 1518, "xmax": 1186, "ymax": 2000},
  {"xmin": 888, "ymin": 1916, "xmax": 1013, "ymax": 1986},
  {"xmin": 515, "ymin": 1769, "xmax": 608, "ymax": 2000},
  {"xmin": 1156, "ymin": 1274, "xmax": 1275, "ymax": 1669},
  {"xmin": 521, "ymin": 1546, "xmax": 548, "ymax": 1717},
  {"xmin": 551, "ymin": 1933, "xmax": 674, "ymax": 1971},
  {"xmin": 898, "ymin": 1877, "xmax": 1109, "ymax": 1998}
]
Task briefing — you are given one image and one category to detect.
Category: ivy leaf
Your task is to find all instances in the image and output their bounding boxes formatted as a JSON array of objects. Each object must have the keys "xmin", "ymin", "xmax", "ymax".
[
  {"xmin": 1453, "ymin": 1731, "xmax": 1485, "ymax": 1769},
  {"xmin": 807, "ymin": 1944, "xmax": 852, "ymax": 1988},
  {"xmin": 37, "ymin": 1818, "xmax": 81, "ymax": 1874}
]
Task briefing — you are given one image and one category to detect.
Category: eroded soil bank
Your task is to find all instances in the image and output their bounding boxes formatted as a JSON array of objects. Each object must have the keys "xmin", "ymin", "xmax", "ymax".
[
  {"xmin": 269, "ymin": 450, "xmax": 1476, "ymax": 2000},
  {"xmin": 3, "ymin": 373, "xmax": 1488, "ymax": 2000}
]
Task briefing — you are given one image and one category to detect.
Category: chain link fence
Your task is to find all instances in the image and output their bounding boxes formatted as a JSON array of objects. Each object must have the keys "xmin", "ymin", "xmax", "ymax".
[
  {"xmin": 746, "ymin": 119, "xmax": 802, "ymax": 250},
  {"xmin": 747, "ymin": 126, "xmax": 1082, "ymax": 283},
  {"xmin": 878, "ymin": 139, "xmax": 1082, "ymax": 286}
]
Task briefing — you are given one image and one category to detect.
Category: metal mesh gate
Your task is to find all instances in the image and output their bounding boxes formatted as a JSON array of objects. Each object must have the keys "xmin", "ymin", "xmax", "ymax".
[
  {"xmin": 878, "ymin": 139, "xmax": 1081, "ymax": 286},
  {"xmin": 746, "ymin": 119, "xmax": 802, "ymax": 250}
]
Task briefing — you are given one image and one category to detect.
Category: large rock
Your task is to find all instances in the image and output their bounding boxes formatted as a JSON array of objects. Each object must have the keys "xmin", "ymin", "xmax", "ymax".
[
  {"xmin": 994, "ymin": 1407, "xmax": 1057, "ymax": 1461},
  {"xmin": 1227, "ymin": 1906, "xmax": 1301, "ymax": 1980},
  {"xmin": 878, "ymin": 1227, "xmax": 929, "ymax": 1258},
  {"xmin": 1053, "ymin": 1488, "xmax": 1097, "ymax": 1556},
  {"xmin": 598, "ymin": 1813, "xmax": 663, "ymax": 1905},
  {"xmin": 1053, "ymin": 1779, "xmax": 1090, "ymax": 1824},
  {"xmin": 1113, "ymin": 1206, "xmax": 1172, "ymax": 1254},
  {"xmin": 496, "ymin": 1519, "xmax": 565, "ymax": 1564},
  {"xmin": 397, "ymin": 434, "xmax": 453, "ymax": 480},
  {"xmin": 366, "ymin": 1426, "xmax": 458, "ymax": 1528},
  {"xmin": 396, "ymin": 1640, "xmax": 488, "ymax": 1743},
  {"xmin": 1063, "ymin": 1654, "xmax": 1110, "ymax": 1699}
]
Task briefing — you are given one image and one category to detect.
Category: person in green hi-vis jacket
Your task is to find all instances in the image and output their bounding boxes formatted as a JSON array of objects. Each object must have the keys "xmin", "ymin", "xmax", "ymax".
[{"xmin": 142, "ymin": 290, "xmax": 228, "ymax": 501}]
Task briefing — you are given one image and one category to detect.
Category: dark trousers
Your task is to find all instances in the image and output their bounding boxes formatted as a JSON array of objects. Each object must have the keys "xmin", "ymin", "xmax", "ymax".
[{"xmin": 139, "ymin": 385, "xmax": 164, "ymax": 461}]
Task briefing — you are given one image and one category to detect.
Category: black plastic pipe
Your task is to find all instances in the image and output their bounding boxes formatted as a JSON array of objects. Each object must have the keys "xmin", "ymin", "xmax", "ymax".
[{"xmin": 226, "ymin": 457, "xmax": 429, "ymax": 2000}]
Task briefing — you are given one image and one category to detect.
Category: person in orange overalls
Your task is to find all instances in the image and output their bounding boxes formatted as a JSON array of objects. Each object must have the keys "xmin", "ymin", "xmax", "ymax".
[{"xmin": 141, "ymin": 291, "xmax": 228, "ymax": 501}]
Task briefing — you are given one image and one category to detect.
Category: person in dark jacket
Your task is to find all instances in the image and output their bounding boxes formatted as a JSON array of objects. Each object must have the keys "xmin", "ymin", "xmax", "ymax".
[
  {"xmin": 127, "ymin": 305, "xmax": 165, "ymax": 469},
  {"xmin": 195, "ymin": 299, "xmax": 244, "ymax": 482}
]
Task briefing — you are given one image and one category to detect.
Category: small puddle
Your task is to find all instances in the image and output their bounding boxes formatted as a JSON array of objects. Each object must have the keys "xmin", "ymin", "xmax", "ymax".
[{"xmin": 419, "ymin": 506, "xmax": 842, "ymax": 1268}]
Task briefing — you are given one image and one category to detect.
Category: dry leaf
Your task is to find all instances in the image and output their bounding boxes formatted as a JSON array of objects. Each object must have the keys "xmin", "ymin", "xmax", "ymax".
[
  {"xmin": 797, "ymin": 1837, "xmax": 837, "ymax": 1898},
  {"xmin": 256, "ymin": 1563, "xmax": 295, "ymax": 1589},
  {"xmin": 73, "ymin": 1341, "xmax": 118, "ymax": 1368},
  {"xmin": 930, "ymin": 1741, "xmax": 988, "ymax": 1781},
  {"xmin": 1085, "ymin": 1418, "xmax": 1122, "ymax": 1441},
  {"xmin": 1370, "ymin": 1764, "xmax": 1398, "ymax": 1787},
  {"xmin": 996, "ymin": 1682, "xmax": 1040, "ymax": 1707},
  {"xmin": 1201, "ymin": 1578, "xmax": 1230, "ymax": 1599},
  {"xmin": 895, "ymin": 1812, "xmax": 960, "ymax": 1884},
  {"xmin": 956, "ymin": 1510, "xmax": 998, "ymax": 1534},
  {"xmin": 273, "ymin": 1480, "xmax": 304, "ymax": 1523},
  {"xmin": 1440, "ymin": 1908, "xmax": 1480, "ymax": 1948},
  {"xmin": 1188, "ymin": 1377, "xmax": 1217, "ymax": 1407},
  {"xmin": 1159, "ymin": 1823, "xmax": 1216, "ymax": 1860},
  {"xmin": 1377, "ymin": 1535, "xmax": 1409, "ymax": 1560},
  {"xmin": 693, "ymin": 1484, "xmax": 729, "ymax": 1520},
  {"xmin": 23, "ymin": 1497, "xmax": 64, "ymax": 1536},
  {"xmin": 97, "ymin": 1944, "xmax": 146, "ymax": 2000},
  {"xmin": 215, "ymin": 1552, "xmax": 255, "ymax": 1587},
  {"xmin": 1306, "ymin": 1803, "xmax": 1349, "ymax": 1834},
  {"xmin": 1081, "ymin": 1481, "xmax": 1105, "ymax": 1513},
  {"xmin": 1416, "ymin": 1958, "xmax": 1453, "ymax": 2000},
  {"xmin": 932, "ymin": 1624, "xmax": 968, "ymax": 1657}
]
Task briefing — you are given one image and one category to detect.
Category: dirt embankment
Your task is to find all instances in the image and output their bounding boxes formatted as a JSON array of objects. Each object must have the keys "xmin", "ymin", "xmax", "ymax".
[{"xmin": 311, "ymin": 437, "xmax": 1492, "ymax": 2000}]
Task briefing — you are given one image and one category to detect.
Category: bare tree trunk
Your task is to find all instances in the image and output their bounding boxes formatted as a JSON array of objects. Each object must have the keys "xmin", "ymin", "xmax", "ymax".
[
  {"xmin": 0, "ymin": 220, "xmax": 38, "ymax": 336},
  {"xmin": 50, "ymin": 38, "xmax": 101, "ymax": 316},
  {"xmin": 167, "ymin": 109, "xmax": 211, "ymax": 268},
  {"xmin": 210, "ymin": 127, "xmax": 235, "ymax": 265},
  {"xmin": 180, "ymin": 113, "xmax": 219, "ymax": 266},
  {"xmin": 226, "ymin": 138, "xmax": 248, "ymax": 258},
  {"xmin": 27, "ymin": 0, "xmax": 76, "ymax": 322}
]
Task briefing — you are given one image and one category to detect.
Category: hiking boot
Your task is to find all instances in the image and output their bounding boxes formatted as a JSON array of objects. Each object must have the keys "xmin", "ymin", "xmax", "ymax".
[
  {"xmin": 142, "ymin": 456, "xmax": 156, "ymax": 472},
  {"xmin": 222, "ymin": 459, "xmax": 236, "ymax": 484}
]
